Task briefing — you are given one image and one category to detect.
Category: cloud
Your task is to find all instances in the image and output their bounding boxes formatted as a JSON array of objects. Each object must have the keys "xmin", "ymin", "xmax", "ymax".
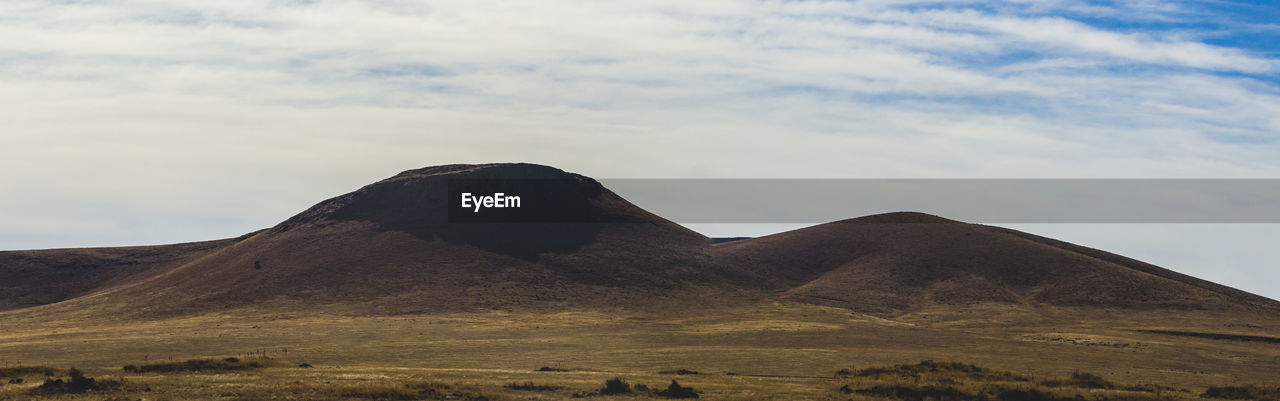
[{"xmin": 2, "ymin": 0, "xmax": 1276, "ymax": 174}]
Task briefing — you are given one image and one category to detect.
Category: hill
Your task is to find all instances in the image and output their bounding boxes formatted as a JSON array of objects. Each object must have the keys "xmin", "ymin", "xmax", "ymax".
[
  {"xmin": 713, "ymin": 212, "xmax": 1280, "ymax": 315},
  {"xmin": 0, "ymin": 238, "xmax": 240, "ymax": 311},
  {"xmin": 2, "ymin": 164, "xmax": 1276, "ymax": 320},
  {"xmin": 5, "ymin": 163, "xmax": 729, "ymax": 318}
]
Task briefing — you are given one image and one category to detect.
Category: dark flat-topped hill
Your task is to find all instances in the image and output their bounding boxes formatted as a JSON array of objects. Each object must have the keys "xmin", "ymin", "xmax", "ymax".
[{"xmin": 3, "ymin": 164, "xmax": 723, "ymax": 317}]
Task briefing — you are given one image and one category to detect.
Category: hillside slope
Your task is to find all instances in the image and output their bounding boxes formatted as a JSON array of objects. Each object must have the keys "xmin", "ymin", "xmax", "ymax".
[
  {"xmin": 712, "ymin": 212, "xmax": 1280, "ymax": 316},
  {"xmin": 4, "ymin": 165, "xmax": 1276, "ymax": 321},
  {"xmin": 0, "ymin": 237, "xmax": 242, "ymax": 311},
  {"xmin": 12, "ymin": 163, "xmax": 729, "ymax": 318}
]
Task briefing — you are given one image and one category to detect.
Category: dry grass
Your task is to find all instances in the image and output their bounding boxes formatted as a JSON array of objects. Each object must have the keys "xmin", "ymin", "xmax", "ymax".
[
  {"xmin": 505, "ymin": 381, "xmax": 562, "ymax": 391},
  {"xmin": 331, "ymin": 382, "xmax": 456, "ymax": 400},
  {"xmin": 0, "ymin": 359, "xmax": 1265, "ymax": 401},
  {"xmin": 121, "ymin": 356, "xmax": 279, "ymax": 374},
  {"xmin": 0, "ymin": 366, "xmax": 56, "ymax": 378},
  {"xmin": 1201, "ymin": 385, "xmax": 1280, "ymax": 400},
  {"xmin": 0, "ymin": 302, "xmax": 1277, "ymax": 400},
  {"xmin": 835, "ymin": 361, "xmax": 1193, "ymax": 401}
]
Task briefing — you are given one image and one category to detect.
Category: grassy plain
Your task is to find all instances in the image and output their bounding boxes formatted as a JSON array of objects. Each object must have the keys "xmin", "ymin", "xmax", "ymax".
[{"xmin": 2, "ymin": 301, "xmax": 1278, "ymax": 400}]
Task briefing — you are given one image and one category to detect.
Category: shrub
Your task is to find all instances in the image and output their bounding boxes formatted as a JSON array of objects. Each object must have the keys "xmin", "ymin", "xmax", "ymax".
[
  {"xmin": 655, "ymin": 380, "xmax": 699, "ymax": 399},
  {"xmin": 32, "ymin": 367, "xmax": 101, "ymax": 394},
  {"xmin": 1040, "ymin": 371, "xmax": 1114, "ymax": 389},
  {"xmin": 852, "ymin": 360, "xmax": 1032, "ymax": 382},
  {"xmin": 0, "ymin": 366, "xmax": 56, "ymax": 378},
  {"xmin": 337, "ymin": 383, "xmax": 425, "ymax": 400},
  {"xmin": 600, "ymin": 377, "xmax": 632, "ymax": 395},
  {"xmin": 855, "ymin": 384, "xmax": 979, "ymax": 401},
  {"xmin": 123, "ymin": 357, "xmax": 272, "ymax": 373},
  {"xmin": 838, "ymin": 361, "xmax": 1184, "ymax": 401},
  {"xmin": 997, "ymin": 388, "xmax": 1075, "ymax": 401},
  {"xmin": 505, "ymin": 382, "xmax": 561, "ymax": 391},
  {"xmin": 1203, "ymin": 385, "xmax": 1280, "ymax": 400},
  {"xmin": 336, "ymin": 382, "xmax": 489, "ymax": 401},
  {"xmin": 537, "ymin": 366, "xmax": 569, "ymax": 372}
]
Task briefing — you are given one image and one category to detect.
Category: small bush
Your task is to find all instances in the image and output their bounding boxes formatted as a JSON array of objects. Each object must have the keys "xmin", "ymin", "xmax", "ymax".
[
  {"xmin": 1203, "ymin": 385, "xmax": 1280, "ymax": 400},
  {"xmin": 997, "ymin": 388, "xmax": 1075, "ymax": 401},
  {"xmin": 1040, "ymin": 371, "xmax": 1114, "ymax": 389},
  {"xmin": 0, "ymin": 366, "xmax": 56, "ymax": 378},
  {"xmin": 851, "ymin": 360, "xmax": 1032, "ymax": 383},
  {"xmin": 655, "ymin": 380, "xmax": 699, "ymax": 399},
  {"xmin": 600, "ymin": 377, "xmax": 632, "ymax": 395},
  {"xmin": 838, "ymin": 361, "xmax": 1187, "ymax": 401},
  {"xmin": 659, "ymin": 368, "xmax": 699, "ymax": 375},
  {"xmin": 123, "ymin": 357, "xmax": 272, "ymax": 373},
  {"xmin": 337, "ymin": 383, "xmax": 425, "ymax": 400},
  {"xmin": 856, "ymin": 384, "xmax": 979, "ymax": 401},
  {"xmin": 335, "ymin": 382, "xmax": 487, "ymax": 401},
  {"xmin": 32, "ymin": 368, "xmax": 102, "ymax": 394},
  {"xmin": 505, "ymin": 382, "xmax": 561, "ymax": 391},
  {"xmin": 537, "ymin": 366, "xmax": 569, "ymax": 372}
]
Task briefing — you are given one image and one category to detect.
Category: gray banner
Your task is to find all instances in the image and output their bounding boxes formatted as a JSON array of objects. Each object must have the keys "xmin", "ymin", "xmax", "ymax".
[{"xmin": 599, "ymin": 179, "xmax": 1280, "ymax": 223}]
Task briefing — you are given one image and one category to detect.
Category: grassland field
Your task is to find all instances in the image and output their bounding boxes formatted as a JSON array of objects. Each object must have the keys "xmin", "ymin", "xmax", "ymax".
[{"xmin": 2, "ymin": 301, "xmax": 1279, "ymax": 400}]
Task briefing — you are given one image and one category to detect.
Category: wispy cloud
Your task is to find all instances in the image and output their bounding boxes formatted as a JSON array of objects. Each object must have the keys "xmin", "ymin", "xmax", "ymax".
[{"xmin": 0, "ymin": 1, "xmax": 1278, "ymax": 264}]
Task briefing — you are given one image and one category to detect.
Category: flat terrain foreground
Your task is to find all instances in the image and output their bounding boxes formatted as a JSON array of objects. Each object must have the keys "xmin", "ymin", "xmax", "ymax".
[{"xmin": 2, "ymin": 301, "xmax": 1279, "ymax": 400}]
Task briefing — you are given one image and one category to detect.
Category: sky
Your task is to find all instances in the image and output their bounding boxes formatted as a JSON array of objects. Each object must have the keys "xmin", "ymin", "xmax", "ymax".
[{"xmin": 1, "ymin": 1, "xmax": 1278, "ymax": 299}]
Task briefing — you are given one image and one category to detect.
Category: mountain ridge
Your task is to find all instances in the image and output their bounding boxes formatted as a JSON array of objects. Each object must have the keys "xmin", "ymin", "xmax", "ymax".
[{"xmin": 1, "ymin": 163, "xmax": 1275, "ymax": 320}]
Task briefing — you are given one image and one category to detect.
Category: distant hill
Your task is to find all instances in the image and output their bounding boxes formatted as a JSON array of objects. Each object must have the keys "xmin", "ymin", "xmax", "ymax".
[
  {"xmin": 2, "ymin": 163, "xmax": 1276, "ymax": 320},
  {"xmin": 0, "ymin": 238, "xmax": 239, "ymax": 311},
  {"xmin": 712, "ymin": 212, "xmax": 1280, "ymax": 315}
]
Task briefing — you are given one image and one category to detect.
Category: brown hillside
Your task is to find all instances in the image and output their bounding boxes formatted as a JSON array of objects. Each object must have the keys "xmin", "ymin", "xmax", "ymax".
[
  {"xmin": 4, "ymin": 165, "xmax": 1276, "ymax": 321},
  {"xmin": 712, "ymin": 212, "xmax": 1280, "ymax": 316},
  {"xmin": 0, "ymin": 237, "xmax": 242, "ymax": 311},
  {"xmin": 17, "ymin": 163, "xmax": 729, "ymax": 318}
]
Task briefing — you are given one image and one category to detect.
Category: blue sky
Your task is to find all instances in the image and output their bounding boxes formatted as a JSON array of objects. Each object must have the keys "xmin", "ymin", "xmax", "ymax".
[{"xmin": 1, "ymin": 0, "xmax": 1278, "ymax": 299}]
